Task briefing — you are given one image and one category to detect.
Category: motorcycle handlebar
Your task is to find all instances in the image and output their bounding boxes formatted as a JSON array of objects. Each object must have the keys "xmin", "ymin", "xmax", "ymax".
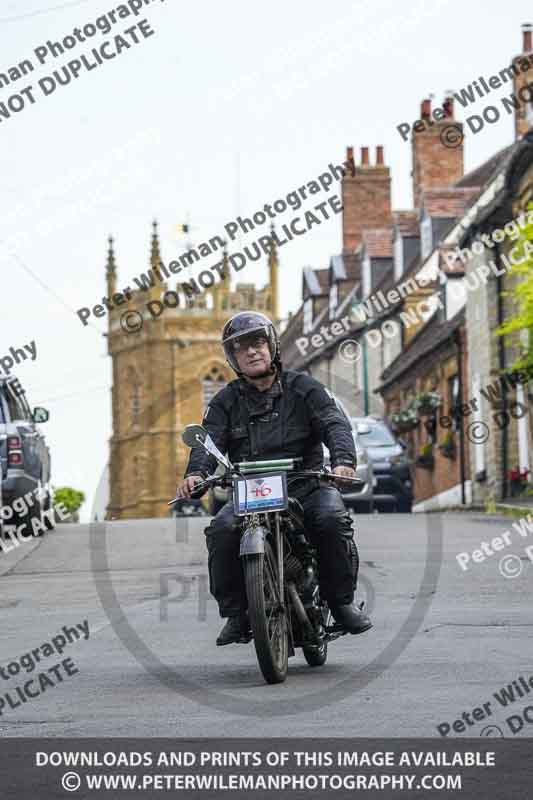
[{"xmin": 168, "ymin": 469, "xmax": 362, "ymax": 506}]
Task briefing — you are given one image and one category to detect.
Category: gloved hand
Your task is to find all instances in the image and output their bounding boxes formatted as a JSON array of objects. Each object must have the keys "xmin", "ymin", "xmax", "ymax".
[
  {"xmin": 176, "ymin": 475, "xmax": 203, "ymax": 499},
  {"xmin": 333, "ymin": 465, "xmax": 356, "ymax": 485}
]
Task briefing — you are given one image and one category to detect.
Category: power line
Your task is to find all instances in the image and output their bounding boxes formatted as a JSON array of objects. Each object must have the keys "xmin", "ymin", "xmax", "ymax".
[
  {"xmin": 0, "ymin": 0, "xmax": 91, "ymax": 24},
  {"xmin": 35, "ymin": 384, "xmax": 110, "ymax": 404},
  {"xmin": 3, "ymin": 245, "xmax": 104, "ymax": 336}
]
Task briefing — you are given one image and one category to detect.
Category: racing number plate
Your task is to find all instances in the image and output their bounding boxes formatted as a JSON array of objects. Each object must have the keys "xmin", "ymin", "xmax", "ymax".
[{"xmin": 233, "ymin": 472, "xmax": 288, "ymax": 516}]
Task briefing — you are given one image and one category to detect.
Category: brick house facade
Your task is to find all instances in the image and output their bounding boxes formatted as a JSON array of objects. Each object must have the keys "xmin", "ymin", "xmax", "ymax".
[
  {"xmin": 379, "ymin": 311, "xmax": 471, "ymax": 510},
  {"xmin": 281, "ymin": 24, "xmax": 533, "ymax": 509}
]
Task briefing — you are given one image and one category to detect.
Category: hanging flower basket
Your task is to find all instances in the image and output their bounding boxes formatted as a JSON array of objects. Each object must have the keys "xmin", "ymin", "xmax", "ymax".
[
  {"xmin": 508, "ymin": 467, "xmax": 529, "ymax": 497},
  {"xmin": 391, "ymin": 409, "xmax": 419, "ymax": 434},
  {"xmin": 415, "ymin": 443, "xmax": 434, "ymax": 469},
  {"xmin": 438, "ymin": 431, "xmax": 456, "ymax": 460},
  {"xmin": 413, "ymin": 391, "xmax": 442, "ymax": 417}
]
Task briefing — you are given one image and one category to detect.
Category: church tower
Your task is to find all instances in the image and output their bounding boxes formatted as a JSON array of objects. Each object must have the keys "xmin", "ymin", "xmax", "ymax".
[{"xmin": 106, "ymin": 222, "xmax": 279, "ymax": 519}]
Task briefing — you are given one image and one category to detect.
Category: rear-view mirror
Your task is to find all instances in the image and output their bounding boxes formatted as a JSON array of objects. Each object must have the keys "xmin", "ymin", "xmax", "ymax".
[
  {"xmin": 181, "ymin": 424, "xmax": 232, "ymax": 470},
  {"xmin": 182, "ymin": 424, "xmax": 207, "ymax": 448},
  {"xmin": 32, "ymin": 407, "xmax": 49, "ymax": 423}
]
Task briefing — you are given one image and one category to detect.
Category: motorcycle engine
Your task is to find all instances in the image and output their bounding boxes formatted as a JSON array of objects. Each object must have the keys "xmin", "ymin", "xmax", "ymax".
[{"xmin": 283, "ymin": 554, "xmax": 305, "ymax": 584}]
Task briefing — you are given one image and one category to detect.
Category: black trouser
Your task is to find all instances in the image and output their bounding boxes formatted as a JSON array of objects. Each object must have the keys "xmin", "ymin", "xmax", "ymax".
[{"xmin": 204, "ymin": 482, "xmax": 357, "ymax": 617}]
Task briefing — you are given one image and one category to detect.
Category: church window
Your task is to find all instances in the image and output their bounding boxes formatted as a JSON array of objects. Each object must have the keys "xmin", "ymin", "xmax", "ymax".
[{"xmin": 202, "ymin": 366, "xmax": 226, "ymax": 409}]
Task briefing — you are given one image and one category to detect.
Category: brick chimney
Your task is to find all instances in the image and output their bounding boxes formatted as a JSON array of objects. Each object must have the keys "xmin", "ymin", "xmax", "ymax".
[
  {"xmin": 512, "ymin": 23, "xmax": 533, "ymax": 140},
  {"xmin": 411, "ymin": 97, "xmax": 464, "ymax": 208},
  {"xmin": 342, "ymin": 145, "xmax": 392, "ymax": 253}
]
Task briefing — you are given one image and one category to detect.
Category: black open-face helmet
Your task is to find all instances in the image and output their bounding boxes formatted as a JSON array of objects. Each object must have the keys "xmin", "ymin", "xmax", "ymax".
[{"xmin": 222, "ymin": 311, "xmax": 280, "ymax": 376}]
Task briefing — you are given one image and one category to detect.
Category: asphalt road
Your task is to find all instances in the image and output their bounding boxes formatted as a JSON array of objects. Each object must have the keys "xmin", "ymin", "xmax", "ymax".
[{"xmin": 0, "ymin": 511, "xmax": 531, "ymax": 738}]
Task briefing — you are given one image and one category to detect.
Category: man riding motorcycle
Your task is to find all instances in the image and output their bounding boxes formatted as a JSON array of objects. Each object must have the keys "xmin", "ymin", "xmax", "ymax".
[{"xmin": 176, "ymin": 311, "xmax": 372, "ymax": 646}]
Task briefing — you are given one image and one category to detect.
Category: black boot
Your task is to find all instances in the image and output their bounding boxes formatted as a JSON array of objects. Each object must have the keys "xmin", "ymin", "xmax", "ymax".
[
  {"xmin": 330, "ymin": 603, "xmax": 372, "ymax": 634},
  {"xmin": 216, "ymin": 613, "xmax": 252, "ymax": 646}
]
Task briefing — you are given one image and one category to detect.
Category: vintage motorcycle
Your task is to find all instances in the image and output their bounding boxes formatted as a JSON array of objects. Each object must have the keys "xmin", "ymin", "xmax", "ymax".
[{"xmin": 169, "ymin": 424, "xmax": 364, "ymax": 685}]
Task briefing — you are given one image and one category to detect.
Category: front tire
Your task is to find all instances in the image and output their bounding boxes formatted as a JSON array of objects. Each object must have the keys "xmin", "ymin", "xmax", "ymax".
[{"xmin": 243, "ymin": 542, "xmax": 288, "ymax": 685}]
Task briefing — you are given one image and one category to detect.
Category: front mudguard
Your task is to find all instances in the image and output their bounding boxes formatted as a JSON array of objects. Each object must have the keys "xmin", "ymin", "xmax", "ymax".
[{"xmin": 239, "ymin": 524, "xmax": 268, "ymax": 556}]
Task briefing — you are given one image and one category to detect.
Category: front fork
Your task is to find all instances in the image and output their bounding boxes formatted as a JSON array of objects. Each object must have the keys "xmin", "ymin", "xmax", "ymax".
[{"xmin": 274, "ymin": 512, "xmax": 284, "ymax": 605}]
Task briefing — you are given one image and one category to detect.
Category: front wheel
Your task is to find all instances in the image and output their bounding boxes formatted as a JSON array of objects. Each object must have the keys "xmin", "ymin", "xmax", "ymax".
[{"xmin": 243, "ymin": 542, "xmax": 288, "ymax": 685}]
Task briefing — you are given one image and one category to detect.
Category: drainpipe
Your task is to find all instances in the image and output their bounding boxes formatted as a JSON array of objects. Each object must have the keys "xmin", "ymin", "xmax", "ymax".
[
  {"xmin": 363, "ymin": 337, "xmax": 369, "ymax": 415},
  {"xmin": 494, "ymin": 242, "xmax": 509, "ymax": 499},
  {"xmin": 454, "ymin": 328, "xmax": 466, "ymax": 505}
]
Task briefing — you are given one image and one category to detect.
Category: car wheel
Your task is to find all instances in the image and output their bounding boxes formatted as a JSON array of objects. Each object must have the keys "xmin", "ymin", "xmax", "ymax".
[{"xmin": 353, "ymin": 501, "xmax": 373, "ymax": 514}]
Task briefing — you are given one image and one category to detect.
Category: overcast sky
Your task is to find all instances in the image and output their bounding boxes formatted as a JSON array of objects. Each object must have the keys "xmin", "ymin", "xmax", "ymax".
[{"xmin": 1, "ymin": 0, "xmax": 531, "ymax": 520}]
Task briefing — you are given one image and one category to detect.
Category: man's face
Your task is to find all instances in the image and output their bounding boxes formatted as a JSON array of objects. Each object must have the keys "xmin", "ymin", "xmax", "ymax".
[{"xmin": 232, "ymin": 332, "xmax": 272, "ymax": 377}]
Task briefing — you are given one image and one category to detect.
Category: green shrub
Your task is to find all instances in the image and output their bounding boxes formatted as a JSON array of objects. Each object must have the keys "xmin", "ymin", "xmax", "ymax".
[{"xmin": 53, "ymin": 487, "xmax": 85, "ymax": 514}]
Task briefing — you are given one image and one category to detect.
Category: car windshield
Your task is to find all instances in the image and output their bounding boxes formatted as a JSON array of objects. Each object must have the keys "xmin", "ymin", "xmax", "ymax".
[{"xmin": 353, "ymin": 421, "xmax": 396, "ymax": 447}]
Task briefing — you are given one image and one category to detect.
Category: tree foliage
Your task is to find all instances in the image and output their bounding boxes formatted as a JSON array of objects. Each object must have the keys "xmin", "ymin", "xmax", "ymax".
[
  {"xmin": 497, "ymin": 201, "xmax": 533, "ymax": 371},
  {"xmin": 53, "ymin": 486, "xmax": 85, "ymax": 514}
]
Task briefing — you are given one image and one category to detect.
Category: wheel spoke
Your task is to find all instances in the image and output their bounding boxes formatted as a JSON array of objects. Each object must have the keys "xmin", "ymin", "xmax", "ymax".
[
  {"xmin": 264, "ymin": 550, "xmax": 281, "ymax": 604},
  {"xmin": 268, "ymin": 613, "xmax": 285, "ymax": 665}
]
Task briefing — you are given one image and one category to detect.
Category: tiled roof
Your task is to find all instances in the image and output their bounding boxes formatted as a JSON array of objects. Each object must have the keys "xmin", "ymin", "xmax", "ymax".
[
  {"xmin": 378, "ymin": 308, "xmax": 465, "ymax": 391},
  {"xmin": 421, "ymin": 187, "xmax": 480, "ymax": 219},
  {"xmin": 342, "ymin": 251, "xmax": 360, "ymax": 281},
  {"xmin": 315, "ymin": 267, "xmax": 330, "ymax": 294},
  {"xmin": 360, "ymin": 228, "xmax": 393, "ymax": 258},
  {"xmin": 393, "ymin": 210, "xmax": 419, "ymax": 237},
  {"xmin": 279, "ymin": 305, "xmax": 307, "ymax": 369},
  {"xmin": 454, "ymin": 144, "xmax": 514, "ymax": 189}
]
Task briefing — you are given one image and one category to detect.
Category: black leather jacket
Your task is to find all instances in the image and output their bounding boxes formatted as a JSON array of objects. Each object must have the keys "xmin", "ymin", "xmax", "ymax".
[{"xmin": 184, "ymin": 369, "xmax": 356, "ymax": 481}]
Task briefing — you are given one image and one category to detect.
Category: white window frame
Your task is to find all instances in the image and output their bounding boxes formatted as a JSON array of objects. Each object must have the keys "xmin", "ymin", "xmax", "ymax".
[
  {"xmin": 303, "ymin": 298, "xmax": 313, "ymax": 334},
  {"xmin": 472, "ymin": 374, "xmax": 486, "ymax": 476},
  {"xmin": 394, "ymin": 233, "xmax": 404, "ymax": 280},
  {"xmin": 517, "ymin": 384, "xmax": 530, "ymax": 473},
  {"xmin": 525, "ymin": 82, "xmax": 533, "ymax": 125},
  {"xmin": 329, "ymin": 283, "xmax": 338, "ymax": 317},
  {"xmin": 420, "ymin": 213, "xmax": 433, "ymax": 260},
  {"xmin": 362, "ymin": 253, "xmax": 371, "ymax": 298}
]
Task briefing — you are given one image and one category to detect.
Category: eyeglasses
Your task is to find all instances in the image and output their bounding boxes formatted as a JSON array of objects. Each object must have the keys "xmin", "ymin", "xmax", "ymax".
[{"xmin": 233, "ymin": 335, "xmax": 268, "ymax": 352}]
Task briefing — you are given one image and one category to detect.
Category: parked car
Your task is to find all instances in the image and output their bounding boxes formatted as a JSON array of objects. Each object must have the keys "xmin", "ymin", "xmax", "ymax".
[
  {"xmin": 352, "ymin": 416, "xmax": 413, "ymax": 512},
  {"xmin": 0, "ymin": 376, "xmax": 52, "ymax": 533},
  {"xmin": 207, "ymin": 394, "xmax": 374, "ymax": 514},
  {"xmin": 323, "ymin": 398, "xmax": 374, "ymax": 513}
]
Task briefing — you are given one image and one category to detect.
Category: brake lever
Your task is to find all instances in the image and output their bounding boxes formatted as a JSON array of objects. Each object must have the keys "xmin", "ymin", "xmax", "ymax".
[{"xmin": 167, "ymin": 477, "xmax": 214, "ymax": 506}]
